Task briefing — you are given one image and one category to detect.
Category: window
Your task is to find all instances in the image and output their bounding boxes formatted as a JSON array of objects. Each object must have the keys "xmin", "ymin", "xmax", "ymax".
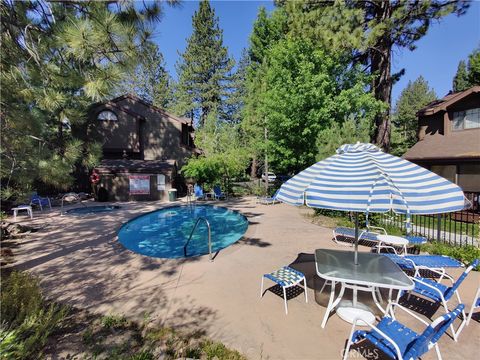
[
  {"xmin": 181, "ymin": 123, "xmax": 192, "ymax": 146},
  {"xmin": 97, "ymin": 110, "xmax": 118, "ymax": 121},
  {"xmin": 452, "ymin": 108, "xmax": 480, "ymax": 130}
]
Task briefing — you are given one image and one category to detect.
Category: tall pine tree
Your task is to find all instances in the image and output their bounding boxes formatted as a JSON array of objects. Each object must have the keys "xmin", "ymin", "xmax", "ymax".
[
  {"xmin": 1, "ymin": 1, "xmax": 169, "ymax": 199},
  {"xmin": 118, "ymin": 42, "xmax": 173, "ymax": 109},
  {"xmin": 174, "ymin": 0, "xmax": 233, "ymax": 126},
  {"xmin": 452, "ymin": 47, "xmax": 480, "ymax": 92},
  {"xmin": 281, "ymin": 0, "xmax": 469, "ymax": 152},
  {"xmin": 391, "ymin": 76, "xmax": 436, "ymax": 156},
  {"xmin": 453, "ymin": 60, "xmax": 470, "ymax": 92}
]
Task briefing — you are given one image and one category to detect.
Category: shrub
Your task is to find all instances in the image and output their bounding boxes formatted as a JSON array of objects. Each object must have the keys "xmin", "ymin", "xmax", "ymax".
[
  {"xmin": 0, "ymin": 271, "xmax": 67, "ymax": 359},
  {"xmin": 100, "ymin": 314, "xmax": 129, "ymax": 329}
]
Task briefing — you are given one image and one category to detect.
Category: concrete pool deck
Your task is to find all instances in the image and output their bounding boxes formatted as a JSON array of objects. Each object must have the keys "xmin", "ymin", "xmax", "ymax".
[{"xmin": 5, "ymin": 197, "xmax": 480, "ymax": 359}]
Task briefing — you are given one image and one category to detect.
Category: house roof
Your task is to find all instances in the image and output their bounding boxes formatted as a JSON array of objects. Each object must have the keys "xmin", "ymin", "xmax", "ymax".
[
  {"xmin": 109, "ymin": 94, "xmax": 193, "ymax": 126},
  {"xmin": 417, "ymin": 86, "xmax": 480, "ymax": 116},
  {"xmin": 403, "ymin": 131, "xmax": 480, "ymax": 161},
  {"xmin": 95, "ymin": 159, "xmax": 177, "ymax": 174}
]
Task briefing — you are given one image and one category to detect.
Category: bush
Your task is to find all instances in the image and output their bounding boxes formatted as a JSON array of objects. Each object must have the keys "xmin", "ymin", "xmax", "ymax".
[
  {"xmin": 420, "ymin": 242, "xmax": 480, "ymax": 269},
  {"xmin": 0, "ymin": 271, "xmax": 67, "ymax": 359}
]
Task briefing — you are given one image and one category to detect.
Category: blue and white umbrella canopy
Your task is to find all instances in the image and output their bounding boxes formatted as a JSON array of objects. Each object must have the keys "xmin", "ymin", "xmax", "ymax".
[{"xmin": 276, "ymin": 142, "xmax": 466, "ymax": 230}]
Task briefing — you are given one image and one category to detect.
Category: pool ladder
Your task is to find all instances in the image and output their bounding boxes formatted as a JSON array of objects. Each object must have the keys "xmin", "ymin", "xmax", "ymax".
[{"xmin": 183, "ymin": 217, "xmax": 213, "ymax": 261}]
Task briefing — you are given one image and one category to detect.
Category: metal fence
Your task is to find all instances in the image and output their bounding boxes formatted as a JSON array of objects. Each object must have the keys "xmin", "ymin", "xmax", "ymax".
[{"xmin": 376, "ymin": 192, "xmax": 480, "ymax": 247}]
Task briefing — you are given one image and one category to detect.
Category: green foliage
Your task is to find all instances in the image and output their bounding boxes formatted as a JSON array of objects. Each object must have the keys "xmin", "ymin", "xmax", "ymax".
[
  {"xmin": 453, "ymin": 60, "xmax": 470, "ymax": 92},
  {"xmin": 391, "ymin": 76, "xmax": 437, "ymax": 156},
  {"xmin": 101, "ymin": 314, "xmax": 129, "ymax": 330},
  {"xmin": 1, "ymin": 1, "xmax": 168, "ymax": 200},
  {"xmin": 467, "ymin": 48, "xmax": 480, "ymax": 87},
  {"xmin": 420, "ymin": 242, "xmax": 480, "ymax": 269},
  {"xmin": 182, "ymin": 111, "xmax": 250, "ymax": 190},
  {"xmin": 261, "ymin": 37, "xmax": 383, "ymax": 173},
  {"xmin": 200, "ymin": 339, "xmax": 246, "ymax": 360},
  {"xmin": 452, "ymin": 47, "xmax": 480, "ymax": 92},
  {"xmin": 173, "ymin": 0, "xmax": 234, "ymax": 125},
  {"xmin": 281, "ymin": 0, "xmax": 469, "ymax": 151},
  {"xmin": 118, "ymin": 42, "xmax": 173, "ymax": 109},
  {"xmin": 0, "ymin": 271, "xmax": 67, "ymax": 359}
]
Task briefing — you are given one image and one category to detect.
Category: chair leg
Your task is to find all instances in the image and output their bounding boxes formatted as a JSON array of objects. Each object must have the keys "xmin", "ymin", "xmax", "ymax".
[
  {"xmin": 434, "ymin": 343, "xmax": 443, "ymax": 360},
  {"xmin": 342, "ymin": 322, "xmax": 357, "ymax": 360},
  {"xmin": 260, "ymin": 276, "xmax": 265, "ymax": 298},
  {"xmin": 283, "ymin": 287, "xmax": 288, "ymax": 315},
  {"xmin": 303, "ymin": 277, "xmax": 308, "ymax": 303}
]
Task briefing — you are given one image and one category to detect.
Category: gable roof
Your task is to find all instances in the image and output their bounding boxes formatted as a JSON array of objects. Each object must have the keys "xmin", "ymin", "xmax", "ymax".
[
  {"xmin": 110, "ymin": 94, "xmax": 192, "ymax": 126},
  {"xmin": 417, "ymin": 86, "xmax": 480, "ymax": 116}
]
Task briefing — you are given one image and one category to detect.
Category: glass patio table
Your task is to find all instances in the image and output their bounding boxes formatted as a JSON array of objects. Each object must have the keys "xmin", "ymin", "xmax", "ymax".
[{"xmin": 315, "ymin": 249, "xmax": 414, "ymax": 328}]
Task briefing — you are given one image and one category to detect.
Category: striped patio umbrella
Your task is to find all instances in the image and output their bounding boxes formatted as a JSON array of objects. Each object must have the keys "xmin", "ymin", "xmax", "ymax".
[{"xmin": 275, "ymin": 143, "xmax": 466, "ymax": 264}]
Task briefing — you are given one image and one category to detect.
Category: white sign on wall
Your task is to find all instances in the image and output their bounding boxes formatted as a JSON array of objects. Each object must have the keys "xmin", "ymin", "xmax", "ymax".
[
  {"xmin": 157, "ymin": 174, "xmax": 166, "ymax": 191},
  {"xmin": 129, "ymin": 175, "xmax": 150, "ymax": 194}
]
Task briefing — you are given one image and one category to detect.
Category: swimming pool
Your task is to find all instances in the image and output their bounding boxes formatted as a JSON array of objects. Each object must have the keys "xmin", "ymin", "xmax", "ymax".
[
  {"xmin": 118, "ymin": 205, "xmax": 249, "ymax": 258},
  {"xmin": 65, "ymin": 205, "xmax": 121, "ymax": 215}
]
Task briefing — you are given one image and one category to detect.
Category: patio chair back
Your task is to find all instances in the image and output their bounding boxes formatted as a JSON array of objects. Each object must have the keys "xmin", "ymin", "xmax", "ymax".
[
  {"xmin": 194, "ymin": 184, "xmax": 204, "ymax": 197},
  {"xmin": 30, "ymin": 193, "xmax": 52, "ymax": 210},
  {"xmin": 444, "ymin": 259, "xmax": 480, "ymax": 301},
  {"xmin": 213, "ymin": 185, "xmax": 223, "ymax": 197},
  {"xmin": 402, "ymin": 304, "xmax": 464, "ymax": 359}
]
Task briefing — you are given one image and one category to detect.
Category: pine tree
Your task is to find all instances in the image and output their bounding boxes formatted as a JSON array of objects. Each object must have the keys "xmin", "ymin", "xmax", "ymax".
[
  {"xmin": 118, "ymin": 42, "xmax": 173, "ymax": 109},
  {"xmin": 281, "ymin": 0, "xmax": 469, "ymax": 152},
  {"xmin": 1, "ymin": 1, "xmax": 169, "ymax": 199},
  {"xmin": 453, "ymin": 60, "xmax": 470, "ymax": 92},
  {"xmin": 467, "ymin": 48, "xmax": 480, "ymax": 87},
  {"xmin": 391, "ymin": 76, "xmax": 437, "ymax": 156},
  {"xmin": 225, "ymin": 49, "xmax": 250, "ymax": 124},
  {"xmin": 174, "ymin": 0, "xmax": 234, "ymax": 126}
]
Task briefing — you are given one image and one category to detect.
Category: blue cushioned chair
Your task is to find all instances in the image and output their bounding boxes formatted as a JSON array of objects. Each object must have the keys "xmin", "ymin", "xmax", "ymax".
[
  {"xmin": 194, "ymin": 184, "xmax": 205, "ymax": 200},
  {"xmin": 213, "ymin": 185, "xmax": 226, "ymax": 200},
  {"xmin": 407, "ymin": 258, "xmax": 479, "ymax": 341},
  {"xmin": 30, "ymin": 192, "xmax": 52, "ymax": 211},
  {"xmin": 260, "ymin": 266, "xmax": 307, "ymax": 314},
  {"xmin": 343, "ymin": 302, "xmax": 464, "ymax": 360}
]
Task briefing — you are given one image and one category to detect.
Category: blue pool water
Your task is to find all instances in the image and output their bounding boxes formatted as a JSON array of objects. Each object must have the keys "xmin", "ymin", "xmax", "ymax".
[
  {"xmin": 66, "ymin": 205, "xmax": 120, "ymax": 215},
  {"xmin": 118, "ymin": 205, "xmax": 249, "ymax": 258}
]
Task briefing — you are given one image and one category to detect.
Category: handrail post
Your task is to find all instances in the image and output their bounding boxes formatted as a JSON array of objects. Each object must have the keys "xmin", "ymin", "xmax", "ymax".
[{"xmin": 184, "ymin": 217, "xmax": 213, "ymax": 262}]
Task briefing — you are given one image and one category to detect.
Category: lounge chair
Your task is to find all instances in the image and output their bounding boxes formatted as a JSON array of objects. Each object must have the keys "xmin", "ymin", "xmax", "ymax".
[
  {"xmin": 466, "ymin": 286, "xmax": 480, "ymax": 325},
  {"xmin": 30, "ymin": 192, "xmax": 52, "ymax": 211},
  {"xmin": 213, "ymin": 185, "xmax": 226, "ymax": 200},
  {"xmin": 194, "ymin": 184, "xmax": 205, "ymax": 200},
  {"xmin": 343, "ymin": 302, "xmax": 464, "ymax": 360},
  {"xmin": 333, "ymin": 226, "xmax": 427, "ymax": 252},
  {"xmin": 256, "ymin": 189, "xmax": 279, "ymax": 205},
  {"xmin": 405, "ymin": 258, "xmax": 479, "ymax": 341},
  {"xmin": 456, "ymin": 286, "xmax": 480, "ymax": 337},
  {"xmin": 260, "ymin": 266, "xmax": 307, "ymax": 314},
  {"xmin": 382, "ymin": 253, "xmax": 464, "ymax": 278}
]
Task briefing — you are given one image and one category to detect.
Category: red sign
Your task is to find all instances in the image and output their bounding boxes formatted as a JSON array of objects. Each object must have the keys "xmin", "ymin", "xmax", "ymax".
[{"xmin": 129, "ymin": 175, "xmax": 150, "ymax": 195}]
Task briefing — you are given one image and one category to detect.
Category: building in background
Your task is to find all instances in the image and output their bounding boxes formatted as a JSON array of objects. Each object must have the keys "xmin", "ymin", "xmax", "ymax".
[
  {"xmin": 89, "ymin": 94, "xmax": 196, "ymax": 201},
  {"xmin": 404, "ymin": 86, "xmax": 480, "ymax": 195}
]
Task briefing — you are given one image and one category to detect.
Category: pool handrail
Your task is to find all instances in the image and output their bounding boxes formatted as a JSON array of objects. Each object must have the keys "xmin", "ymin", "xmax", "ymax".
[{"xmin": 184, "ymin": 217, "xmax": 212, "ymax": 261}]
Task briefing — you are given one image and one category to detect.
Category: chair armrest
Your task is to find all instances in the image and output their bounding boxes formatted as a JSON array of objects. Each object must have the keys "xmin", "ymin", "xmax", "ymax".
[
  {"xmin": 367, "ymin": 225, "xmax": 387, "ymax": 235},
  {"xmin": 414, "ymin": 267, "xmax": 454, "ymax": 284},
  {"xmin": 387, "ymin": 302, "xmax": 430, "ymax": 326},
  {"xmin": 350, "ymin": 317, "xmax": 403, "ymax": 360},
  {"xmin": 376, "ymin": 244, "xmax": 399, "ymax": 255},
  {"xmin": 410, "ymin": 276, "xmax": 446, "ymax": 299}
]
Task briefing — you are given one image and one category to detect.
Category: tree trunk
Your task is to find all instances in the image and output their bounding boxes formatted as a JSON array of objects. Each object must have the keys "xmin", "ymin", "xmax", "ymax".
[
  {"xmin": 370, "ymin": 1, "xmax": 393, "ymax": 152},
  {"xmin": 250, "ymin": 156, "xmax": 258, "ymax": 179}
]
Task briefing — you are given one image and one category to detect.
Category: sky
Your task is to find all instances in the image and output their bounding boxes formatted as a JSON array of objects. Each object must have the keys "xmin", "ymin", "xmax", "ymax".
[{"xmin": 153, "ymin": 0, "xmax": 480, "ymax": 104}]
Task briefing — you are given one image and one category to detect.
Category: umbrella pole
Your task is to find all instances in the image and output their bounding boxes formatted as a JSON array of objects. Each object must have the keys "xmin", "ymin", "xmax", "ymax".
[{"xmin": 354, "ymin": 212, "xmax": 359, "ymax": 265}]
